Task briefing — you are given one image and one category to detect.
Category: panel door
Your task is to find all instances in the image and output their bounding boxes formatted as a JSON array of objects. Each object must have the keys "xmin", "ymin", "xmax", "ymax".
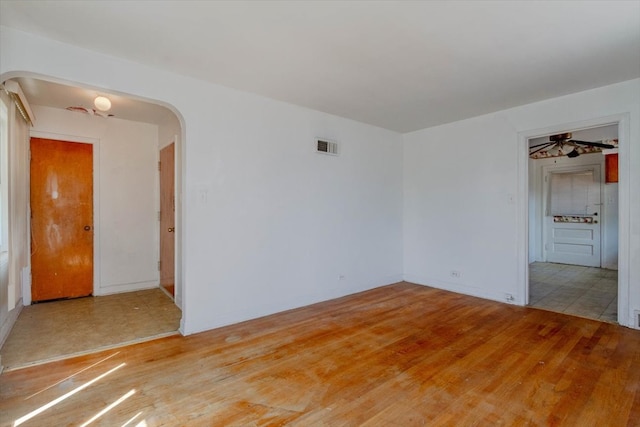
[{"xmin": 544, "ymin": 166, "xmax": 601, "ymax": 267}]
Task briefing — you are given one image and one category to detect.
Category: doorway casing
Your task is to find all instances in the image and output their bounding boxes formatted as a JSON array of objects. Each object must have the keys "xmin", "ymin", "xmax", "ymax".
[{"xmin": 517, "ymin": 113, "xmax": 631, "ymax": 327}]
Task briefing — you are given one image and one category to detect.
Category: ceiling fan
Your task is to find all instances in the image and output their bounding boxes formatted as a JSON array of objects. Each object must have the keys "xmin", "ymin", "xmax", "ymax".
[{"xmin": 529, "ymin": 133, "xmax": 615, "ymax": 158}]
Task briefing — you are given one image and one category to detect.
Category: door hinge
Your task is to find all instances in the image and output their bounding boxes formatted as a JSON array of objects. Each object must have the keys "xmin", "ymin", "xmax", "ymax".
[
  {"xmin": 158, "ymin": 161, "xmax": 161, "ymax": 171},
  {"xmin": 158, "ymin": 211, "xmax": 161, "ymax": 221},
  {"xmin": 158, "ymin": 261, "xmax": 161, "ymax": 271}
]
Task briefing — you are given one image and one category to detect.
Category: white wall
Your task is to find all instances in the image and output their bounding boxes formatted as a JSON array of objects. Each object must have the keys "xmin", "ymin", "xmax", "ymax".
[
  {"xmin": 0, "ymin": 26, "xmax": 404, "ymax": 334},
  {"xmin": 404, "ymin": 113, "xmax": 520, "ymax": 302},
  {"xmin": 30, "ymin": 105, "xmax": 160, "ymax": 296},
  {"xmin": 404, "ymin": 78, "xmax": 639, "ymax": 328},
  {"xmin": 181, "ymin": 79, "xmax": 404, "ymax": 332},
  {"xmin": 528, "ymin": 125, "xmax": 619, "ymax": 269}
]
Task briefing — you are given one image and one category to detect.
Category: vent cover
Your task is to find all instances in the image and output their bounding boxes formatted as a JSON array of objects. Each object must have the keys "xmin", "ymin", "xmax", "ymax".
[{"xmin": 316, "ymin": 139, "xmax": 338, "ymax": 156}]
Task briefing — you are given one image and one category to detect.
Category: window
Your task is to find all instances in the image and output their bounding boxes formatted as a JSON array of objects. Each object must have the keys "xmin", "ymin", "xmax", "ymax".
[{"xmin": 549, "ymin": 170, "xmax": 597, "ymax": 216}]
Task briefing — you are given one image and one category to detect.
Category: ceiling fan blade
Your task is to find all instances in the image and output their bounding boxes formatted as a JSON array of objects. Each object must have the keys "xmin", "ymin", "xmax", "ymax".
[
  {"xmin": 529, "ymin": 142, "xmax": 555, "ymax": 156},
  {"xmin": 529, "ymin": 141, "xmax": 557, "ymax": 149},
  {"xmin": 568, "ymin": 139, "xmax": 615, "ymax": 149}
]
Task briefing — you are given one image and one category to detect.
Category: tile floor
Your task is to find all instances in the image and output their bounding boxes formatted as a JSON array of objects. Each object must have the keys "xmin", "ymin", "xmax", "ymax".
[
  {"xmin": 529, "ymin": 262, "xmax": 617, "ymax": 323},
  {"xmin": 0, "ymin": 288, "xmax": 181, "ymax": 371}
]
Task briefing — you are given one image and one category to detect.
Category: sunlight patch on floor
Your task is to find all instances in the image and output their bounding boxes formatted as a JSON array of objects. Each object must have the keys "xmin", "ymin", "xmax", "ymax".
[{"xmin": 14, "ymin": 363, "xmax": 126, "ymax": 426}]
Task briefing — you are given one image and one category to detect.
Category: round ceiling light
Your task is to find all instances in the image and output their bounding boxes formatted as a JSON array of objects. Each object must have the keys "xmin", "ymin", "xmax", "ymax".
[{"xmin": 94, "ymin": 96, "xmax": 111, "ymax": 112}]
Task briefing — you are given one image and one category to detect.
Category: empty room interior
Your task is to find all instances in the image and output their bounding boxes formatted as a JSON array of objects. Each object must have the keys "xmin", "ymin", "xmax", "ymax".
[{"xmin": 1, "ymin": 1, "xmax": 639, "ymax": 426}]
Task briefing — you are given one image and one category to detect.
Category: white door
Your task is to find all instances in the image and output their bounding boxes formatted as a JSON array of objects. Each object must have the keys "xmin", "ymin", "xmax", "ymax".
[{"xmin": 543, "ymin": 165, "xmax": 601, "ymax": 267}]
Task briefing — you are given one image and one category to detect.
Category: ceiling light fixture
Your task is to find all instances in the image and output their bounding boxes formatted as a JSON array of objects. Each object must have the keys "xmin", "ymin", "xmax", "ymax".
[{"xmin": 94, "ymin": 96, "xmax": 111, "ymax": 112}]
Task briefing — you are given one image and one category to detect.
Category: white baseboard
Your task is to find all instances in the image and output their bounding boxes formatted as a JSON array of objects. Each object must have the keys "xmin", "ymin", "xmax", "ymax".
[
  {"xmin": 403, "ymin": 274, "xmax": 523, "ymax": 306},
  {"xmin": 21, "ymin": 267, "xmax": 31, "ymax": 306},
  {"xmin": 0, "ymin": 298, "xmax": 23, "ymax": 350},
  {"xmin": 94, "ymin": 280, "xmax": 158, "ymax": 296},
  {"xmin": 182, "ymin": 275, "xmax": 404, "ymax": 336}
]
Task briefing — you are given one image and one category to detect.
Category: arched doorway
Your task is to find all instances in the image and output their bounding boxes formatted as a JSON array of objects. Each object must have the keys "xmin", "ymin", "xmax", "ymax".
[{"xmin": 0, "ymin": 74, "xmax": 186, "ymax": 369}]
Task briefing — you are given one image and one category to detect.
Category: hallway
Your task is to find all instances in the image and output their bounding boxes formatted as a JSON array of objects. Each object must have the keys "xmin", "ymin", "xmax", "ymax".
[{"xmin": 0, "ymin": 288, "xmax": 181, "ymax": 371}]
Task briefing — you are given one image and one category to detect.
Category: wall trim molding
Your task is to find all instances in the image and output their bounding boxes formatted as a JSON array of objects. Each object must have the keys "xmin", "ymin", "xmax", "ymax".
[{"xmin": 93, "ymin": 280, "xmax": 159, "ymax": 296}]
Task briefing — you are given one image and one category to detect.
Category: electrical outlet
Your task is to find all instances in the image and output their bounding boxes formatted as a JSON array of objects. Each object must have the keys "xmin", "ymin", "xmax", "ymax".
[
  {"xmin": 450, "ymin": 270, "xmax": 461, "ymax": 278},
  {"xmin": 505, "ymin": 293, "xmax": 515, "ymax": 302}
]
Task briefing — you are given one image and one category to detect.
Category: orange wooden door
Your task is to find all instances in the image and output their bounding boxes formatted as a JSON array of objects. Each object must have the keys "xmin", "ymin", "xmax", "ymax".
[
  {"xmin": 605, "ymin": 153, "xmax": 619, "ymax": 183},
  {"xmin": 159, "ymin": 143, "xmax": 175, "ymax": 296},
  {"xmin": 30, "ymin": 138, "xmax": 93, "ymax": 302}
]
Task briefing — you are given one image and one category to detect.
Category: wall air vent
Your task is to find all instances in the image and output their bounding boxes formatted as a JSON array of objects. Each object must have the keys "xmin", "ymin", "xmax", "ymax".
[{"xmin": 316, "ymin": 139, "xmax": 338, "ymax": 156}]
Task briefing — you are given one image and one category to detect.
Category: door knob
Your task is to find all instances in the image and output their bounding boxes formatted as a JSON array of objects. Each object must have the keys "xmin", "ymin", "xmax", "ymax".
[
  {"xmin": 84, "ymin": 225, "xmax": 91, "ymax": 231},
  {"xmin": 168, "ymin": 227, "xmax": 175, "ymax": 232}
]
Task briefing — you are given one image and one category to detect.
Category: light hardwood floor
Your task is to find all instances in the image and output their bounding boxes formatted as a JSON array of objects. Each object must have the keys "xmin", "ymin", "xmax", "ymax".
[{"xmin": 1, "ymin": 282, "xmax": 639, "ymax": 426}]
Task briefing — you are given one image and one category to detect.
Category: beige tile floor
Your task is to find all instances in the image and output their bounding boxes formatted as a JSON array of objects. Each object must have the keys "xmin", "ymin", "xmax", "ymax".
[
  {"xmin": 0, "ymin": 288, "xmax": 181, "ymax": 371},
  {"xmin": 529, "ymin": 262, "xmax": 617, "ymax": 323}
]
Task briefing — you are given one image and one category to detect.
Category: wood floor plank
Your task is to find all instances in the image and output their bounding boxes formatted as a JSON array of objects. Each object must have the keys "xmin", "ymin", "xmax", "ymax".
[{"xmin": 1, "ymin": 282, "xmax": 639, "ymax": 426}]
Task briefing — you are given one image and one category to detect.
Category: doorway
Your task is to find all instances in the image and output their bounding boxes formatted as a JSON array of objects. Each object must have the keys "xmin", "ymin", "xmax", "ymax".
[
  {"xmin": 30, "ymin": 137, "xmax": 94, "ymax": 302},
  {"xmin": 0, "ymin": 76, "xmax": 185, "ymax": 368},
  {"xmin": 159, "ymin": 142, "xmax": 175, "ymax": 298},
  {"xmin": 526, "ymin": 124, "xmax": 619, "ymax": 323}
]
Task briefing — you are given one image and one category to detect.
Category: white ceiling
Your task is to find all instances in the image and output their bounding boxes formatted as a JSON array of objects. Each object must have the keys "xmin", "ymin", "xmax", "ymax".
[
  {"xmin": 11, "ymin": 77, "xmax": 178, "ymax": 126},
  {"xmin": 1, "ymin": 1, "xmax": 639, "ymax": 132}
]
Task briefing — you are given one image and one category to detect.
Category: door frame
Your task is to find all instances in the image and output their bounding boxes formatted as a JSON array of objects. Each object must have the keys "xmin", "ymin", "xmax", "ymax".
[
  {"xmin": 159, "ymin": 139, "xmax": 175, "ymax": 302},
  {"xmin": 159, "ymin": 135, "xmax": 182, "ymax": 309},
  {"xmin": 517, "ymin": 113, "xmax": 631, "ymax": 327},
  {"xmin": 25, "ymin": 131, "xmax": 100, "ymax": 305},
  {"xmin": 541, "ymin": 163, "xmax": 602, "ymax": 267}
]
